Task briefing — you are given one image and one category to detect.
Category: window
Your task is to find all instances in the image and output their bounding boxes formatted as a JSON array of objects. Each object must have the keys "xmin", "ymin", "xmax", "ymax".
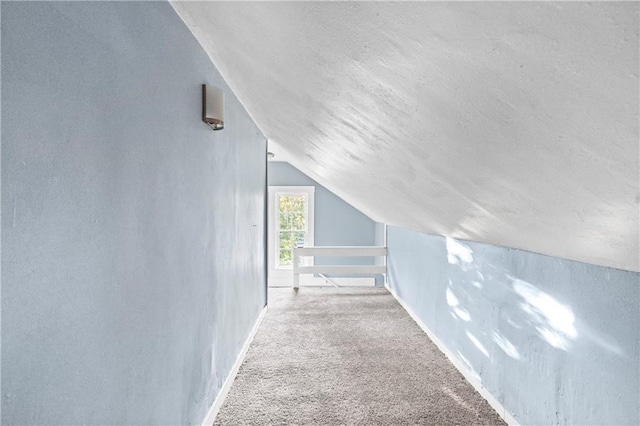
[
  {"xmin": 268, "ymin": 186, "xmax": 315, "ymax": 282},
  {"xmin": 276, "ymin": 193, "xmax": 308, "ymax": 268}
]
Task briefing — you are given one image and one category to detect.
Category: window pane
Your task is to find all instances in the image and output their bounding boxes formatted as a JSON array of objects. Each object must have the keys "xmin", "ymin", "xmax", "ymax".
[
  {"xmin": 290, "ymin": 195, "xmax": 305, "ymax": 213},
  {"xmin": 291, "ymin": 213, "xmax": 305, "ymax": 231},
  {"xmin": 279, "ymin": 231, "xmax": 306, "ymax": 250},
  {"xmin": 295, "ymin": 232, "xmax": 306, "ymax": 247},
  {"xmin": 279, "ymin": 249, "xmax": 292, "ymax": 266},
  {"xmin": 279, "ymin": 212, "xmax": 291, "ymax": 230},
  {"xmin": 279, "ymin": 196, "xmax": 293, "ymax": 212},
  {"xmin": 276, "ymin": 192, "xmax": 308, "ymax": 268},
  {"xmin": 280, "ymin": 195, "xmax": 305, "ymax": 212},
  {"xmin": 277, "ymin": 232, "xmax": 307, "ymax": 267},
  {"xmin": 278, "ymin": 197, "xmax": 289, "ymax": 228},
  {"xmin": 279, "ymin": 231, "xmax": 293, "ymax": 250}
]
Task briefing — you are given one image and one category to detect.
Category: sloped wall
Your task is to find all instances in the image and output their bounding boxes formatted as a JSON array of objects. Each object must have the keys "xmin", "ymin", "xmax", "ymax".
[
  {"xmin": 387, "ymin": 226, "xmax": 639, "ymax": 425},
  {"xmin": 1, "ymin": 2, "xmax": 266, "ymax": 424}
]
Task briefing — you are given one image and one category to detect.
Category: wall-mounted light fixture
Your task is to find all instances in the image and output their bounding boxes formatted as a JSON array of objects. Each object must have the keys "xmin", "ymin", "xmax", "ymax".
[{"xmin": 202, "ymin": 84, "xmax": 224, "ymax": 130}]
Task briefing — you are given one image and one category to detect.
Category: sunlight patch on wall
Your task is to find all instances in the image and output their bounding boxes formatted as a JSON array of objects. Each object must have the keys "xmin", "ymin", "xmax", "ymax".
[
  {"xmin": 510, "ymin": 276, "xmax": 577, "ymax": 350},
  {"xmin": 456, "ymin": 351, "xmax": 481, "ymax": 383},
  {"xmin": 446, "ymin": 237, "xmax": 474, "ymax": 266},
  {"xmin": 491, "ymin": 331, "xmax": 521, "ymax": 360},
  {"xmin": 446, "ymin": 285, "xmax": 471, "ymax": 321},
  {"xmin": 466, "ymin": 331, "xmax": 489, "ymax": 358}
]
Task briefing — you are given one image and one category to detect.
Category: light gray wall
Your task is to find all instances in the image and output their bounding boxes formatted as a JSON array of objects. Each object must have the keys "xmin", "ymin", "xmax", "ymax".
[
  {"xmin": 386, "ymin": 226, "xmax": 639, "ymax": 425},
  {"xmin": 374, "ymin": 222, "xmax": 385, "ymax": 247},
  {"xmin": 1, "ymin": 2, "xmax": 266, "ymax": 424},
  {"xmin": 268, "ymin": 161, "xmax": 376, "ymax": 268}
]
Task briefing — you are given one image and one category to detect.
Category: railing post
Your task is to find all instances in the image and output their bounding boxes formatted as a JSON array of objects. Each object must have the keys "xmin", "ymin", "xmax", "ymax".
[
  {"xmin": 293, "ymin": 248, "xmax": 300, "ymax": 289},
  {"xmin": 384, "ymin": 247, "xmax": 388, "ymax": 286}
]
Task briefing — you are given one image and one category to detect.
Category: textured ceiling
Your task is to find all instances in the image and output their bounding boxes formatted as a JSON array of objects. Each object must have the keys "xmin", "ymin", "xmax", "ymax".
[{"xmin": 172, "ymin": 1, "xmax": 639, "ymax": 272}]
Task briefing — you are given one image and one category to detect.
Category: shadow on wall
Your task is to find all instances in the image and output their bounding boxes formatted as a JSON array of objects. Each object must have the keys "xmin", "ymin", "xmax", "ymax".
[{"xmin": 386, "ymin": 228, "xmax": 639, "ymax": 425}]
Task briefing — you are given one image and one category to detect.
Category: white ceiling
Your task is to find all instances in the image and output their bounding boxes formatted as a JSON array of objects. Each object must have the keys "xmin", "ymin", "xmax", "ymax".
[{"xmin": 172, "ymin": 1, "xmax": 639, "ymax": 272}]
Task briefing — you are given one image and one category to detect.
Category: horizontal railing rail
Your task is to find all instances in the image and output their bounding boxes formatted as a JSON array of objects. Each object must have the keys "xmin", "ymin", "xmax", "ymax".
[{"xmin": 292, "ymin": 246, "xmax": 387, "ymax": 289}]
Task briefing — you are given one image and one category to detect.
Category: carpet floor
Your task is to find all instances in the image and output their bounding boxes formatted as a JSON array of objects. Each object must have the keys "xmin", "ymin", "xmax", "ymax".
[{"xmin": 213, "ymin": 287, "xmax": 505, "ymax": 425}]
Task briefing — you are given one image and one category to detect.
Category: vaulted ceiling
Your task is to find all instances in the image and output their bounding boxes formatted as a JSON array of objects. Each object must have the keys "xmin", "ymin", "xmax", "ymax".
[{"xmin": 172, "ymin": 1, "xmax": 639, "ymax": 272}]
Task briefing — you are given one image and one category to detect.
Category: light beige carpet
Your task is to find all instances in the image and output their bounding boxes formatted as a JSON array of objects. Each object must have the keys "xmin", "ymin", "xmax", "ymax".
[{"xmin": 214, "ymin": 287, "xmax": 505, "ymax": 425}]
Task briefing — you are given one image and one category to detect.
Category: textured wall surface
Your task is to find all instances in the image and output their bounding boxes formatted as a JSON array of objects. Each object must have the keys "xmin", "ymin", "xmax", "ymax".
[
  {"xmin": 2, "ymin": 2, "xmax": 266, "ymax": 424},
  {"xmin": 386, "ymin": 226, "xmax": 639, "ymax": 425},
  {"xmin": 268, "ymin": 161, "xmax": 376, "ymax": 267},
  {"xmin": 173, "ymin": 1, "xmax": 639, "ymax": 272}
]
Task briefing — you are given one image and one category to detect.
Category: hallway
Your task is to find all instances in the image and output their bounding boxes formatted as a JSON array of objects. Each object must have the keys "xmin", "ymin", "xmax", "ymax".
[
  {"xmin": 214, "ymin": 288, "xmax": 505, "ymax": 425},
  {"xmin": 3, "ymin": 2, "xmax": 638, "ymax": 424}
]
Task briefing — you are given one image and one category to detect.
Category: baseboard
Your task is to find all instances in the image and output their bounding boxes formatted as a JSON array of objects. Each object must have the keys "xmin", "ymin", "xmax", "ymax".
[
  {"xmin": 384, "ymin": 284, "xmax": 519, "ymax": 426},
  {"xmin": 201, "ymin": 306, "xmax": 268, "ymax": 426}
]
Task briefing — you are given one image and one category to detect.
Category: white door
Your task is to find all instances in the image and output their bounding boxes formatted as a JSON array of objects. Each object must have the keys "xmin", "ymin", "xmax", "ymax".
[{"xmin": 268, "ymin": 186, "xmax": 315, "ymax": 286}]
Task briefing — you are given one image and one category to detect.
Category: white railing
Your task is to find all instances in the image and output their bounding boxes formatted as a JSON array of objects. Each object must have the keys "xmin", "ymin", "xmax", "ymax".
[{"xmin": 292, "ymin": 246, "xmax": 387, "ymax": 289}]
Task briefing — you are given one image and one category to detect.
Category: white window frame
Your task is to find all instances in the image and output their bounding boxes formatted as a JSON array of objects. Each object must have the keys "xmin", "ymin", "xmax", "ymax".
[{"xmin": 268, "ymin": 186, "xmax": 315, "ymax": 285}]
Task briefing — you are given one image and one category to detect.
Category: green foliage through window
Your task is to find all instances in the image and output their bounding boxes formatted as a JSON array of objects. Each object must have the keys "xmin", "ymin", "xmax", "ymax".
[{"xmin": 277, "ymin": 194, "xmax": 307, "ymax": 267}]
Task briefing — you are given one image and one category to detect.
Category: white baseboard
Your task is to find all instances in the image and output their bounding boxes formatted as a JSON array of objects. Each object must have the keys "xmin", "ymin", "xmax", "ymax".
[
  {"xmin": 384, "ymin": 284, "xmax": 519, "ymax": 426},
  {"xmin": 201, "ymin": 306, "xmax": 268, "ymax": 426}
]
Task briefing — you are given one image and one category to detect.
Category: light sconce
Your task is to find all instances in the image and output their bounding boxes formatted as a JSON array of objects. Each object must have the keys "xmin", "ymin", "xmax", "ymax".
[{"xmin": 202, "ymin": 84, "xmax": 224, "ymax": 130}]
